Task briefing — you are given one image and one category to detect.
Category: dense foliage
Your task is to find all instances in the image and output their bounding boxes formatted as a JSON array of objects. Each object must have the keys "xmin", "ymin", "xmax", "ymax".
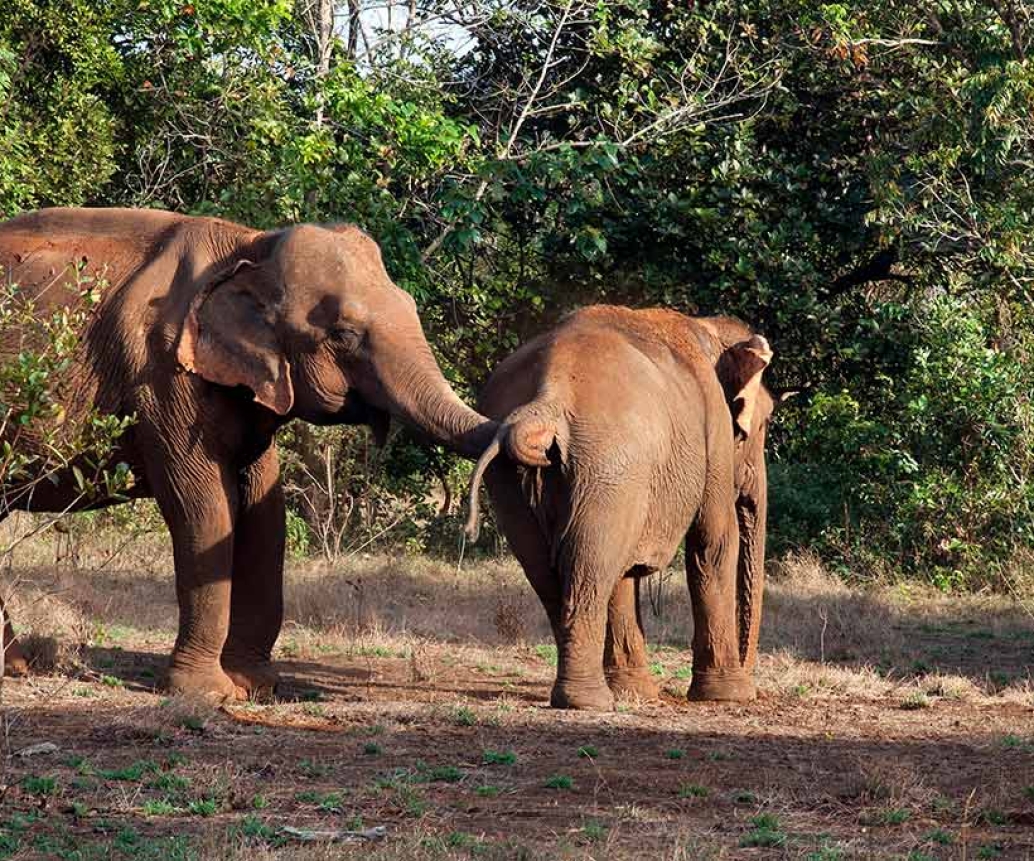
[{"xmin": 1, "ymin": 0, "xmax": 1031, "ymax": 586}]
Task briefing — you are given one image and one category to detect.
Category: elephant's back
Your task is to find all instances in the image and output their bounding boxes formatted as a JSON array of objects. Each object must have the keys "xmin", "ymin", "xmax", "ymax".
[{"xmin": 0, "ymin": 208, "xmax": 179, "ymax": 305}]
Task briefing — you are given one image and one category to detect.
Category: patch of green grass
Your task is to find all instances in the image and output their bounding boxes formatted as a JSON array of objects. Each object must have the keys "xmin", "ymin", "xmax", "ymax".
[
  {"xmin": 649, "ymin": 662, "xmax": 665, "ymax": 677},
  {"xmin": 581, "ymin": 820, "xmax": 607, "ymax": 842},
  {"xmin": 363, "ymin": 742, "xmax": 383, "ymax": 756},
  {"xmin": 98, "ymin": 760, "xmax": 159, "ymax": 782},
  {"xmin": 880, "ymin": 808, "xmax": 911, "ymax": 825},
  {"xmin": 150, "ymin": 772, "xmax": 190, "ymax": 793},
  {"xmin": 72, "ymin": 686, "xmax": 97, "ymax": 697},
  {"xmin": 678, "ymin": 783, "xmax": 709, "ymax": 798},
  {"xmin": 297, "ymin": 789, "xmax": 346, "ymax": 811},
  {"xmin": 301, "ymin": 702, "xmax": 325, "ymax": 717},
  {"xmin": 976, "ymin": 845, "xmax": 1003, "ymax": 860},
  {"xmin": 733, "ymin": 790, "xmax": 757, "ymax": 804},
  {"xmin": 707, "ymin": 750, "xmax": 731, "ymax": 762},
  {"xmin": 100, "ymin": 674, "xmax": 123, "ymax": 688},
  {"xmin": 665, "ymin": 748, "xmax": 685, "ymax": 760},
  {"xmin": 251, "ymin": 794, "xmax": 269, "ymax": 810},
  {"xmin": 674, "ymin": 666, "xmax": 693, "ymax": 679},
  {"xmin": 476, "ymin": 785, "xmax": 501, "ymax": 797},
  {"xmin": 398, "ymin": 786, "xmax": 427, "ymax": 817},
  {"xmin": 978, "ymin": 808, "xmax": 1008, "ymax": 825},
  {"xmin": 453, "ymin": 706, "xmax": 477, "ymax": 726},
  {"xmin": 544, "ymin": 774, "xmax": 573, "ymax": 790},
  {"xmin": 426, "ymin": 765, "xmax": 463, "ymax": 783},
  {"xmin": 792, "ymin": 683, "xmax": 811, "ymax": 698},
  {"xmin": 446, "ymin": 832, "xmax": 475, "ymax": 848},
  {"xmin": 576, "ymin": 746, "xmax": 597, "ymax": 759},
  {"xmin": 925, "ymin": 829, "xmax": 953, "ymax": 845},
  {"xmin": 362, "ymin": 724, "xmax": 386, "ymax": 736},
  {"xmin": 534, "ymin": 644, "xmax": 558, "ymax": 666},
  {"xmin": 740, "ymin": 814, "xmax": 786, "ymax": 848},
  {"xmin": 186, "ymin": 798, "xmax": 218, "ymax": 817},
  {"xmin": 174, "ymin": 713, "xmax": 205, "ymax": 733},
  {"xmin": 239, "ymin": 814, "xmax": 276, "ymax": 841},
  {"xmin": 298, "ymin": 759, "xmax": 329, "ymax": 778},
  {"xmin": 482, "ymin": 750, "xmax": 517, "ymax": 765},
  {"xmin": 141, "ymin": 799, "xmax": 177, "ymax": 816},
  {"xmin": 22, "ymin": 775, "xmax": 57, "ymax": 796},
  {"xmin": 900, "ymin": 691, "xmax": 930, "ymax": 710}
]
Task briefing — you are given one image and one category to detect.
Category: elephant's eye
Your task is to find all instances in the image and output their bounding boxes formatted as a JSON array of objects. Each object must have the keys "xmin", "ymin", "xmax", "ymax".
[{"xmin": 330, "ymin": 326, "xmax": 361, "ymax": 352}]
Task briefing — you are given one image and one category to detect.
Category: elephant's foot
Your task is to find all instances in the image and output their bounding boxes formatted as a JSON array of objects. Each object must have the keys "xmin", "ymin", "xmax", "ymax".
[
  {"xmin": 166, "ymin": 661, "xmax": 245, "ymax": 702},
  {"xmin": 550, "ymin": 679, "xmax": 615, "ymax": 711},
  {"xmin": 3, "ymin": 641, "xmax": 29, "ymax": 677},
  {"xmin": 605, "ymin": 666, "xmax": 661, "ymax": 702},
  {"xmin": 221, "ymin": 656, "xmax": 279, "ymax": 702},
  {"xmin": 687, "ymin": 667, "xmax": 756, "ymax": 702}
]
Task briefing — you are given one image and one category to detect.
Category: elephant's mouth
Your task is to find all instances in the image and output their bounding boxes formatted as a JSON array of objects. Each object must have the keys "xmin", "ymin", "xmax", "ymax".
[{"xmin": 333, "ymin": 391, "xmax": 391, "ymax": 447}]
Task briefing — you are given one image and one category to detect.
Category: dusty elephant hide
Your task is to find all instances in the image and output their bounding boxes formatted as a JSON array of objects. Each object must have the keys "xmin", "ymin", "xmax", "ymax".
[
  {"xmin": 466, "ymin": 305, "xmax": 774, "ymax": 710},
  {"xmin": 0, "ymin": 207, "xmax": 496, "ymax": 698}
]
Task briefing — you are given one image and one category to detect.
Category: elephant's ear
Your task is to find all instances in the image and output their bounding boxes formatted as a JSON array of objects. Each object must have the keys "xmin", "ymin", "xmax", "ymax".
[
  {"xmin": 715, "ymin": 335, "xmax": 773, "ymax": 439},
  {"xmin": 176, "ymin": 260, "xmax": 295, "ymax": 416}
]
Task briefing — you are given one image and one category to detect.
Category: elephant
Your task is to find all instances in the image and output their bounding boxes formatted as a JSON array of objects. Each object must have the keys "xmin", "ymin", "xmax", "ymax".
[
  {"xmin": 0, "ymin": 207, "xmax": 495, "ymax": 698},
  {"xmin": 464, "ymin": 305, "xmax": 774, "ymax": 710}
]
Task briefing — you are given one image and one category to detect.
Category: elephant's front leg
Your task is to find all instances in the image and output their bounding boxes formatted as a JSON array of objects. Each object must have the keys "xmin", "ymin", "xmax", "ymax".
[
  {"xmin": 684, "ymin": 489, "xmax": 755, "ymax": 702},
  {"xmin": 221, "ymin": 446, "xmax": 285, "ymax": 699},
  {"xmin": 151, "ymin": 458, "xmax": 240, "ymax": 700},
  {"xmin": 604, "ymin": 576, "xmax": 660, "ymax": 701}
]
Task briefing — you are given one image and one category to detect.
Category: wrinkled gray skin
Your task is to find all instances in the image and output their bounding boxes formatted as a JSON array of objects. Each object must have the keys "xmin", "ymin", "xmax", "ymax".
[
  {"xmin": 465, "ymin": 306, "xmax": 774, "ymax": 710},
  {"xmin": 0, "ymin": 207, "xmax": 495, "ymax": 699}
]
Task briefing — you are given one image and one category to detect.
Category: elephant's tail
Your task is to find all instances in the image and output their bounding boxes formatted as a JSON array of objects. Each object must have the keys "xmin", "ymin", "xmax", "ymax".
[
  {"xmin": 464, "ymin": 404, "xmax": 562, "ymax": 544},
  {"xmin": 464, "ymin": 429, "xmax": 503, "ymax": 544}
]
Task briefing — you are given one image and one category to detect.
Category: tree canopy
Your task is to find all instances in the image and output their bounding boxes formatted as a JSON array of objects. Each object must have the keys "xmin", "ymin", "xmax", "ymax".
[{"xmin": 2, "ymin": 0, "xmax": 1032, "ymax": 587}]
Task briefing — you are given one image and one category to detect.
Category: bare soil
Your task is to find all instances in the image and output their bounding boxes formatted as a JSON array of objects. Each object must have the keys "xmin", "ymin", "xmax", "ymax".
[{"xmin": 1, "ymin": 544, "xmax": 1032, "ymax": 860}]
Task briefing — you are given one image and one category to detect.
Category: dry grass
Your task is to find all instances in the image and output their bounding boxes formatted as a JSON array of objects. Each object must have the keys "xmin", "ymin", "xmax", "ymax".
[
  {"xmin": 1, "ymin": 522, "xmax": 1033, "ymax": 859},
  {"xmin": 4, "ymin": 533, "xmax": 1033, "ymax": 706}
]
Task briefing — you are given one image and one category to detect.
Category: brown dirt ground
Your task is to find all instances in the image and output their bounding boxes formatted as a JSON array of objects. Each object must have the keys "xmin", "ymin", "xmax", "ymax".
[{"xmin": 1, "ymin": 545, "xmax": 1033, "ymax": 860}]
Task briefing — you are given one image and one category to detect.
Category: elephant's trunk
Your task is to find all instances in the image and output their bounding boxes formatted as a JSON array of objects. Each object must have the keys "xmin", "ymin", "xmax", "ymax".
[
  {"xmin": 736, "ymin": 447, "xmax": 767, "ymax": 670},
  {"xmin": 366, "ymin": 314, "xmax": 497, "ymax": 461}
]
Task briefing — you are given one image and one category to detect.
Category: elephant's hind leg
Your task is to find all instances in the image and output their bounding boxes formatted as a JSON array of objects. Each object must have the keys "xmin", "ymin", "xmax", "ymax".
[
  {"xmin": 221, "ymin": 446, "xmax": 284, "ymax": 700},
  {"xmin": 604, "ymin": 576, "xmax": 660, "ymax": 702},
  {"xmin": 486, "ymin": 464, "xmax": 563, "ymax": 642},
  {"xmin": 552, "ymin": 496, "xmax": 644, "ymax": 711}
]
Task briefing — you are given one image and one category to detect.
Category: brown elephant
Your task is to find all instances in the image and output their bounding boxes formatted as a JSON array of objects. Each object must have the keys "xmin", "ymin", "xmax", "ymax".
[
  {"xmin": 465, "ymin": 306, "xmax": 774, "ymax": 710},
  {"xmin": 0, "ymin": 207, "xmax": 495, "ymax": 698}
]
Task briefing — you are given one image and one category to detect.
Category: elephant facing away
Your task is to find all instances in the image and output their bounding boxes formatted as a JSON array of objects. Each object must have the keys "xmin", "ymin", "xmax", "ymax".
[
  {"xmin": 465, "ymin": 306, "xmax": 774, "ymax": 710},
  {"xmin": 0, "ymin": 207, "xmax": 496, "ymax": 698}
]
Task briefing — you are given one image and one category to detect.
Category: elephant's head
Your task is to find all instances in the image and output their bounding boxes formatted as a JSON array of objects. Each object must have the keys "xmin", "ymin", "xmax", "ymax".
[
  {"xmin": 693, "ymin": 316, "xmax": 776, "ymax": 673},
  {"xmin": 175, "ymin": 223, "xmax": 494, "ymax": 458}
]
